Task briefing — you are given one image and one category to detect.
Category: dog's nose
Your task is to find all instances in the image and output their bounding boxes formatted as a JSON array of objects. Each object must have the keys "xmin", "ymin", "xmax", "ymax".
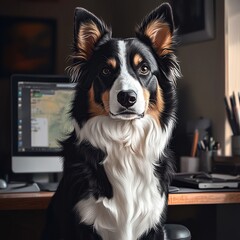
[{"xmin": 117, "ymin": 90, "xmax": 137, "ymax": 108}]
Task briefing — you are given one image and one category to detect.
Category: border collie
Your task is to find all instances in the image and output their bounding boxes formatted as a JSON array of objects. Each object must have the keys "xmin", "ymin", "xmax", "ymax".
[{"xmin": 43, "ymin": 3, "xmax": 180, "ymax": 240}]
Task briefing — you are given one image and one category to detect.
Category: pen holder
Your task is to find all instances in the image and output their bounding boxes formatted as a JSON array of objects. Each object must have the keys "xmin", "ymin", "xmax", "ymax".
[
  {"xmin": 199, "ymin": 150, "xmax": 212, "ymax": 173},
  {"xmin": 232, "ymin": 135, "xmax": 240, "ymax": 156}
]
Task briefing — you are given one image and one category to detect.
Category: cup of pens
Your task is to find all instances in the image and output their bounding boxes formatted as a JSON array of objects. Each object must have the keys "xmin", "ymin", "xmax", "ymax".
[
  {"xmin": 198, "ymin": 150, "xmax": 212, "ymax": 173},
  {"xmin": 224, "ymin": 92, "xmax": 240, "ymax": 156},
  {"xmin": 197, "ymin": 131, "xmax": 221, "ymax": 173}
]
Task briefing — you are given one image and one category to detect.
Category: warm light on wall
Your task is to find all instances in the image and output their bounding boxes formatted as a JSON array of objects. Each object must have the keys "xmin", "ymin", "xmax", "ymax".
[{"xmin": 225, "ymin": 0, "xmax": 240, "ymax": 155}]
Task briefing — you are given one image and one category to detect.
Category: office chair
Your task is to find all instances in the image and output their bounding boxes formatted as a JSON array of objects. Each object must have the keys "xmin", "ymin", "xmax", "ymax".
[{"xmin": 165, "ymin": 224, "xmax": 191, "ymax": 240}]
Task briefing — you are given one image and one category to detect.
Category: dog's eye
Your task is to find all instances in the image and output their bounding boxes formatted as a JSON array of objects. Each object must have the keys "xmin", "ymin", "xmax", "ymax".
[
  {"xmin": 102, "ymin": 67, "xmax": 111, "ymax": 76},
  {"xmin": 138, "ymin": 64, "xmax": 150, "ymax": 75}
]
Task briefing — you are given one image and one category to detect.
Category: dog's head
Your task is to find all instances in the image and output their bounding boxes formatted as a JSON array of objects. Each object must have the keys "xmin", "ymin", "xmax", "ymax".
[{"xmin": 69, "ymin": 3, "xmax": 180, "ymax": 127}]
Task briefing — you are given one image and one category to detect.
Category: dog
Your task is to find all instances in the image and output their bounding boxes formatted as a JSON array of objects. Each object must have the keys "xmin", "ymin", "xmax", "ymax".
[{"xmin": 43, "ymin": 3, "xmax": 180, "ymax": 240}]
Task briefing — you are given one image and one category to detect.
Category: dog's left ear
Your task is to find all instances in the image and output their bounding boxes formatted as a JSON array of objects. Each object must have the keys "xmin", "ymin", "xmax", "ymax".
[
  {"xmin": 136, "ymin": 3, "xmax": 175, "ymax": 56},
  {"xmin": 74, "ymin": 8, "xmax": 111, "ymax": 61}
]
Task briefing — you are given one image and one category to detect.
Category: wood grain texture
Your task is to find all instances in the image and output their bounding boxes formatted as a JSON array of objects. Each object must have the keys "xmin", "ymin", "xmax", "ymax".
[
  {"xmin": 0, "ymin": 192, "xmax": 53, "ymax": 210},
  {"xmin": 1, "ymin": 191, "xmax": 240, "ymax": 210},
  {"xmin": 168, "ymin": 192, "xmax": 240, "ymax": 205}
]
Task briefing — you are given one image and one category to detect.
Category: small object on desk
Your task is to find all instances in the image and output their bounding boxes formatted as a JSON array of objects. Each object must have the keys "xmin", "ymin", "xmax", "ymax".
[
  {"xmin": 37, "ymin": 182, "xmax": 59, "ymax": 192},
  {"xmin": 199, "ymin": 151, "xmax": 212, "ymax": 173},
  {"xmin": 0, "ymin": 179, "xmax": 7, "ymax": 189},
  {"xmin": 197, "ymin": 135, "xmax": 221, "ymax": 173},
  {"xmin": 199, "ymin": 150, "xmax": 212, "ymax": 173},
  {"xmin": 173, "ymin": 172, "xmax": 240, "ymax": 189},
  {"xmin": 169, "ymin": 186, "xmax": 180, "ymax": 193},
  {"xmin": 0, "ymin": 182, "xmax": 40, "ymax": 193}
]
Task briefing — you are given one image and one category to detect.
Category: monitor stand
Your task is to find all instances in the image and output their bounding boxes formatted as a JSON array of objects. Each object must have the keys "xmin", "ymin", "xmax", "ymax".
[
  {"xmin": 32, "ymin": 173, "xmax": 60, "ymax": 192},
  {"xmin": 32, "ymin": 173, "xmax": 51, "ymax": 183},
  {"xmin": 0, "ymin": 173, "xmax": 61, "ymax": 193}
]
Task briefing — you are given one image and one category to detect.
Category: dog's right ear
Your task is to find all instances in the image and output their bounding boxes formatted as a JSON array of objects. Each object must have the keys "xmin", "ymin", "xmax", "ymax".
[{"xmin": 74, "ymin": 8, "xmax": 111, "ymax": 61}]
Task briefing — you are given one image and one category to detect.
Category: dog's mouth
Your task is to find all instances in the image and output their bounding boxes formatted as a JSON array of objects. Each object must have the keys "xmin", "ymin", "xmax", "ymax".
[{"xmin": 110, "ymin": 110, "xmax": 144, "ymax": 120}]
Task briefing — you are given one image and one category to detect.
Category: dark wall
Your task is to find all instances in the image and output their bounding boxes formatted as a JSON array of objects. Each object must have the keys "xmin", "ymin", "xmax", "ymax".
[{"xmin": 0, "ymin": 79, "xmax": 11, "ymax": 174}]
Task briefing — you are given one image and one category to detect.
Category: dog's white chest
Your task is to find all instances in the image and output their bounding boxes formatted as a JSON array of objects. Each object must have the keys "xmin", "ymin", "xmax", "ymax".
[
  {"xmin": 75, "ymin": 151, "xmax": 166, "ymax": 240},
  {"xmin": 74, "ymin": 116, "xmax": 172, "ymax": 240}
]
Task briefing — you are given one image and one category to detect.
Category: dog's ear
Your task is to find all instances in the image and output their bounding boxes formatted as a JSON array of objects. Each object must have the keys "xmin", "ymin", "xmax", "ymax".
[
  {"xmin": 74, "ymin": 8, "xmax": 111, "ymax": 61},
  {"xmin": 136, "ymin": 3, "xmax": 175, "ymax": 56}
]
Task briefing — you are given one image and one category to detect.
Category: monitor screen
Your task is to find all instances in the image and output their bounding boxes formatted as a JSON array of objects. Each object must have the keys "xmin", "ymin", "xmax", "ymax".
[{"xmin": 11, "ymin": 74, "xmax": 76, "ymax": 173}]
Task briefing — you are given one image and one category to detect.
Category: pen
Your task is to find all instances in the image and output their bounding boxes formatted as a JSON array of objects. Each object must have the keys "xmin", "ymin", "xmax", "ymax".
[
  {"xmin": 200, "ymin": 140, "xmax": 206, "ymax": 150},
  {"xmin": 224, "ymin": 96, "xmax": 237, "ymax": 135},
  {"xmin": 191, "ymin": 129, "xmax": 199, "ymax": 157},
  {"xmin": 232, "ymin": 93, "xmax": 240, "ymax": 134}
]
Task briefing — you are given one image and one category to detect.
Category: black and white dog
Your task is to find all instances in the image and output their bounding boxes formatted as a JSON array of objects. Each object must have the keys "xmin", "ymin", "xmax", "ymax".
[{"xmin": 43, "ymin": 3, "xmax": 180, "ymax": 240}]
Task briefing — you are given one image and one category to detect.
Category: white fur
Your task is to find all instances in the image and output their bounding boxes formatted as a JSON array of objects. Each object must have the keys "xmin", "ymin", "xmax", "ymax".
[
  {"xmin": 74, "ymin": 115, "xmax": 174, "ymax": 240},
  {"xmin": 109, "ymin": 41, "xmax": 145, "ymax": 120}
]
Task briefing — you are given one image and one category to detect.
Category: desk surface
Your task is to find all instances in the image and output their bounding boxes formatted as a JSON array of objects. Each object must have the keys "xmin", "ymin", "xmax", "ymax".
[{"xmin": 0, "ymin": 191, "xmax": 240, "ymax": 210}]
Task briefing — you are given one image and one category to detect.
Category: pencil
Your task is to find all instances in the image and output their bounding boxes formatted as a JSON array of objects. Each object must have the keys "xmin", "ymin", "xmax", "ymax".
[
  {"xmin": 224, "ymin": 96, "xmax": 237, "ymax": 135},
  {"xmin": 232, "ymin": 93, "xmax": 240, "ymax": 134},
  {"xmin": 191, "ymin": 129, "xmax": 199, "ymax": 157}
]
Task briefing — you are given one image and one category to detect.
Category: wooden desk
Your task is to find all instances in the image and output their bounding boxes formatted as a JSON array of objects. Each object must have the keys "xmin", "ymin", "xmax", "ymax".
[
  {"xmin": 0, "ymin": 191, "xmax": 240, "ymax": 240},
  {"xmin": 0, "ymin": 191, "xmax": 240, "ymax": 210},
  {"xmin": 0, "ymin": 192, "xmax": 52, "ymax": 210},
  {"xmin": 168, "ymin": 191, "xmax": 240, "ymax": 205}
]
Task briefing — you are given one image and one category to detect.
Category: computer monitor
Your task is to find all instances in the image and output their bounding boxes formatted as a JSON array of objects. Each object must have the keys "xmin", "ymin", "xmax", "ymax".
[{"xmin": 11, "ymin": 74, "xmax": 76, "ymax": 173}]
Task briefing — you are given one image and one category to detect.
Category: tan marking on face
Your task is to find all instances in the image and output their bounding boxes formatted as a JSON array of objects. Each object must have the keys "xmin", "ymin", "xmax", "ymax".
[
  {"xmin": 133, "ymin": 54, "xmax": 143, "ymax": 66},
  {"xmin": 143, "ymin": 88, "xmax": 150, "ymax": 110},
  {"xmin": 107, "ymin": 58, "xmax": 117, "ymax": 69},
  {"xmin": 144, "ymin": 86, "xmax": 164, "ymax": 125},
  {"xmin": 88, "ymin": 86, "xmax": 108, "ymax": 117},
  {"xmin": 145, "ymin": 20, "xmax": 172, "ymax": 56},
  {"xmin": 77, "ymin": 21, "xmax": 101, "ymax": 60},
  {"xmin": 101, "ymin": 91, "xmax": 110, "ymax": 114}
]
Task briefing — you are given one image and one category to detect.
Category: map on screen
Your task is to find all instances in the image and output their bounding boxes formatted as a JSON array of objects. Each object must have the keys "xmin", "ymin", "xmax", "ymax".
[{"xmin": 31, "ymin": 89, "xmax": 73, "ymax": 148}]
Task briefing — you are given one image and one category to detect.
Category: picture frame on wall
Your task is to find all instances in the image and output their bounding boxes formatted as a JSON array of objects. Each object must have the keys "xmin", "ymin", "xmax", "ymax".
[
  {"xmin": 0, "ymin": 17, "xmax": 56, "ymax": 77},
  {"xmin": 169, "ymin": 0, "xmax": 214, "ymax": 45}
]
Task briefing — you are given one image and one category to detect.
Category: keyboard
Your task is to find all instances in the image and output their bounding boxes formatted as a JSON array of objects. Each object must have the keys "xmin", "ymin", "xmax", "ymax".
[
  {"xmin": 0, "ymin": 182, "xmax": 40, "ymax": 193},
  {"xmin": 0, "ymin": 182, "xmax": 59, "ymax": 193}
]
